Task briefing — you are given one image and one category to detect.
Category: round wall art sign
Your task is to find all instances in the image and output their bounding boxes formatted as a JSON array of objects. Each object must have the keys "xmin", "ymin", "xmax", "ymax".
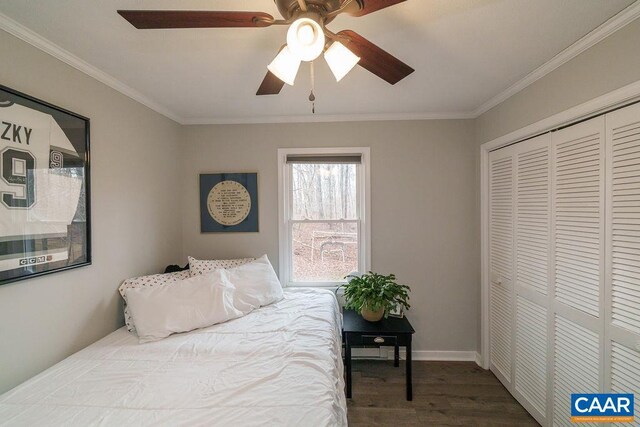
[
  {"xmin": 207, "ymin": 180, "xmax": 251, "ymax": 226},
  {"xmin": 199, "ymin": 173, "xmax": 258, "ymax": 233}
]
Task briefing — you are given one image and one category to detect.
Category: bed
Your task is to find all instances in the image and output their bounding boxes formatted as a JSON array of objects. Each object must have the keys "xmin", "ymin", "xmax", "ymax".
[{"xmin": 0, "ymin": 288, "xmax": 347, "ymax": 426}]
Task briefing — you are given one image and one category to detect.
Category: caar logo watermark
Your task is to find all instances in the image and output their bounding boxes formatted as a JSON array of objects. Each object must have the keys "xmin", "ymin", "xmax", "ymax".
[{"xmin": 571, "ymin": 393, "xmax": 634, "ymax": 423}]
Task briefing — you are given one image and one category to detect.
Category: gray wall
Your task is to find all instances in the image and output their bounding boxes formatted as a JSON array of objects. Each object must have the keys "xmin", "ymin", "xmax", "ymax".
[
  {"xmin": 476, "ymin": 18, "xmax": 640, "ymax": 144},
  {"xmin": 181, "ymin": 120, "xmax": 479, "ymax": 354},
  {"xmin": 0, "ymin": 31, "xmax": 183, "ymax": 393}
]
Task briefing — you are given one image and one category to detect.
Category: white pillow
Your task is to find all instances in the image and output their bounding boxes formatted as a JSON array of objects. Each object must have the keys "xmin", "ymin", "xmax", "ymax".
[
  {"xmin": 125, "ymin": 255, "xmax": 283, "ymax": 343},
  {"xmin": 125, "ymin": 271, "xmax": 243, "ymax": 343},
  {"xmin": 224, "ymin": 254, "xmax": 284, "ymax": 312},
  {"xmin": 188, "ymin": 256, "xmax": 255, "ymax": 277},
  {"xmin": 118, "ymin": 270, "xmax": 191, "ymax": 333}
]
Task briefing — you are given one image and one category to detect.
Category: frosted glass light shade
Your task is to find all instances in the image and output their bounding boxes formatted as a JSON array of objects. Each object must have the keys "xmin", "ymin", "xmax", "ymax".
[
  {"xmin": 287, "ymin": 18, "xmax": 325, "ymax": 62},
  {"xmin": 324, "ymin": 41, "xmax": 360, "ymax": 82},
  {"xmin": 267, "ymin": 46, "xmax": 301, "ymax": 86}
]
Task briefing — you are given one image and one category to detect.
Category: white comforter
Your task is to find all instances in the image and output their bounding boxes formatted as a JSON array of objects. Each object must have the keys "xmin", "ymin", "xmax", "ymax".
[{"xmin": 0, "ymin": 288, "xmax": 347, "ymax": 426}]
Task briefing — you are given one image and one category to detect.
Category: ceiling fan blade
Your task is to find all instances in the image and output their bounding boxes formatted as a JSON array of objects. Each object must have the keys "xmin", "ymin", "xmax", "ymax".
[
  {"xmin": 117, "ymin": 10, "xmax": 275, "ymax": 29},
  {"xmin": 337, "ymin": 30, "xmax": 414, "ymax": 85},
  {"xmin": 347, "ymin": 0, "xmax": 407, "ymax": 17},
  {"xmin": 257, "ymin": 71, "xmax": 286, "ymax": 96}
]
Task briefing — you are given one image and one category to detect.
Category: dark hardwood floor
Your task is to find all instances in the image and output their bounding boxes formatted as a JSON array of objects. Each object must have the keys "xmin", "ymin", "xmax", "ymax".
[{"xmin": 346, "ymin": 360, "xmax": 540, "ymax": 426}]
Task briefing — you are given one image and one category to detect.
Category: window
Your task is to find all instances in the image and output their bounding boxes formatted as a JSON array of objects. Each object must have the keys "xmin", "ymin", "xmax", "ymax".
[{"xmin": 278, "ymin": 148, "xmax": 370, "ymax": 287}]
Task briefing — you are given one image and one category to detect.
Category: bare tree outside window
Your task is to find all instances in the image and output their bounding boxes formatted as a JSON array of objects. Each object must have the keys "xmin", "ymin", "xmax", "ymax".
[{"xmin": 290, "ymin": 163, "xmax": 359, "ymax": 282}]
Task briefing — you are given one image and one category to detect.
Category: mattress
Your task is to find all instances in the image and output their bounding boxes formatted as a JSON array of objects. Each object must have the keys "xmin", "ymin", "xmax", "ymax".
[{"xmin": 0, "ymin": 288, "xmax": 347, "ymax": 426}]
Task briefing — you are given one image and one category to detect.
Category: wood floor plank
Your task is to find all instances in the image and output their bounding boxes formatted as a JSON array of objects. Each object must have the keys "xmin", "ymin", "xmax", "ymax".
[
  {"xmin": 347, "ymin": 407, "xmax": 420, "ymax": 426},
  {"xmin": 347, "ymin": 360, "xmax": 540, "ymax": 426}
]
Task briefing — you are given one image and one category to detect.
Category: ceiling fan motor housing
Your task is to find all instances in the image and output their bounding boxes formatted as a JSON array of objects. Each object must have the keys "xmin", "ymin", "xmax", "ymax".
[{"xmin": 274, "ymin": 0, "xmax": 358, "ymax": 22}]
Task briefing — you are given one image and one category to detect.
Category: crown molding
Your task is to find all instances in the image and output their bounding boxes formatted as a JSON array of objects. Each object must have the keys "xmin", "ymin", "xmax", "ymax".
[
  {"xmin": 182, "ymin": 111, "xmax": 475, "ymax": 125},
  {"xmin": 0, "ymin": 12, "xmax": 183, "ymax": 124},
  {"xmin": 472, "ymin": 1, "xmax": 640, "ymax": 117}
]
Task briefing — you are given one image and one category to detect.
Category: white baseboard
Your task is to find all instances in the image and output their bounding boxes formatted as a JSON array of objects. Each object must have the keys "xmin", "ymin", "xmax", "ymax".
[
  {"xmin": 380, "ymin": 348, "xmax": 478, "ymax": 361},
  {"xmin": 350, "ymin": 347, "xmax": 480, "ymax": 362},
  {"xmin": 475, "ymin": 352, "xmax": 483, "ymax": 367},
  {"xmin": 405, "ymin": 350, "xmax": 478, "ymax": 361}
]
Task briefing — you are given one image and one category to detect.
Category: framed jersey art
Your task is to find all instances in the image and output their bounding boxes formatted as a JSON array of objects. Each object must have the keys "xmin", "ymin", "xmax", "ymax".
[{"xmin": 0, "ymin": 85, "xmax": 90, "ymax": 286}]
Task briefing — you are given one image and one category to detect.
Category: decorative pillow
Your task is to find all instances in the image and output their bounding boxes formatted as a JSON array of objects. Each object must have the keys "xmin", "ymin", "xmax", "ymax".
[
  {"xmin": 125, "ymin": 271, "xmax": 244, "ymax": 343},
  {"xmin": 119, "ymin": 270, "xmax": 191, "ymax": 333},
  {"xmin": 188, "ymin": 256, "xmax": 255, "ymax": 277}
]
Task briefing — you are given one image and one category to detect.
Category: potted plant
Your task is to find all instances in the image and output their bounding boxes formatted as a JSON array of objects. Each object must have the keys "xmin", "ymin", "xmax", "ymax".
[{"xmin": 339, "ymin": 272, "xmax": 411, "ymax": 322}]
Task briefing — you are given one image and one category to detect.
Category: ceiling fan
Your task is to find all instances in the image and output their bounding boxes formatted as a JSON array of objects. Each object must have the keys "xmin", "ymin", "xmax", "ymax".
[{"xmin": 118, "ymin": 0, "xmax": 414, "ymax": 96}]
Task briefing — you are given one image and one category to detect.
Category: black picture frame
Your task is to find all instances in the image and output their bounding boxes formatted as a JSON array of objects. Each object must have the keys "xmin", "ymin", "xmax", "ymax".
[
  {"xmin": 0, "ymin": 85, "xmax": 91, "ymax": 286},
  {"xmin": 200, "ymin": 173, "xmax": 258, "ymax": 233}
]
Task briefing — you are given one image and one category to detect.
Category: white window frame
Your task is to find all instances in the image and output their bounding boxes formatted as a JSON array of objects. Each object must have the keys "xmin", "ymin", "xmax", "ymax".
[{"xmin": 278, "ymin": 147, "xmax": 371, "ymax": 287}]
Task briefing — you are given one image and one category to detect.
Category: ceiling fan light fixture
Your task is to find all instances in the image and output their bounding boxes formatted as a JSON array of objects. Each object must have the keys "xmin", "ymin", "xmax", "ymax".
[
  {"xmin": 287, "ymin": 17, "xmax": 325, "ymax": 61},
  {"xmin": 324, "ymin": 41, "xmax": 360, "ymax": 82},
  {"xmin": 267, "ymin": 46, "xmax": 301, "ymax": 86}
]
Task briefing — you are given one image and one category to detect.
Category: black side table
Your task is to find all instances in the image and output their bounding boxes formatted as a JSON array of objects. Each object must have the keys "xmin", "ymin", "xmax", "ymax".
[{"xmin": 342, "ymin": 309, "xmax": 415, "ymax": 400}]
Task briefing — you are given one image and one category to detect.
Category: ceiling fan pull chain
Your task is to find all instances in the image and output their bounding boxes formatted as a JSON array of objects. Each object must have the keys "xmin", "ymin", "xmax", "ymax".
[{"xmin": 309, "ymin": 61, "xmax": 316, "ymax": 114}]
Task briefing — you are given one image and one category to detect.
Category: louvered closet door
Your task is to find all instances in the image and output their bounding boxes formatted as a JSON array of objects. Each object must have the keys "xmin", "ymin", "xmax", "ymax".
[
  {"xmin": 551, "ymin": 116, "xmax": 605, "ymax": 427},
  {"xmin": 512, "ymin": 134, "xmax": 551, "ymax": 425},
  {"xmin": 605, "ymin": 103, "xmax": 640, "ymax": 427},
  {"xmin": 489, "ymin": 146, "xmax": 515, "ymax": 387}
]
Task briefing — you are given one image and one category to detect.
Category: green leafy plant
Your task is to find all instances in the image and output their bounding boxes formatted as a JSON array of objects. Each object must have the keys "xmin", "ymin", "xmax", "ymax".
[{"xmin": 338, "ymin": 272, "xmax": 411, "ymax": 318}]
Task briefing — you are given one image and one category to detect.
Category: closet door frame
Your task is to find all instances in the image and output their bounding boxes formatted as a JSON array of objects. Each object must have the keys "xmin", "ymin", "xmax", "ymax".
[{"xmin": 480, "ymin": 80, "xmax": 640, "ymax": 371}]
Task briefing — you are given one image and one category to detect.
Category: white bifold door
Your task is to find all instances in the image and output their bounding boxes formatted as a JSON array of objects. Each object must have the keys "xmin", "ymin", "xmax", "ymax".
[
  {"xmin": 490, "ymin": 133, "xmax": 554, "ymax": 425},
  {"xmin": 488, "ymin": 102, "xmax": 640, "ymax": 427},
  {"xmin": 605, "ymin": 103, "xmax": 640, "ymax": 427},
  {"xmin": 551, "ymin": 117, "xmax": 605, "ymax": 427}
]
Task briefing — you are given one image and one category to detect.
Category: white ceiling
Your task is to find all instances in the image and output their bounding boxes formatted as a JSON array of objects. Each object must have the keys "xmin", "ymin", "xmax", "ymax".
[{"xmin": 0, "ymin": 0, "xmax": 636, "ymax": 123}]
